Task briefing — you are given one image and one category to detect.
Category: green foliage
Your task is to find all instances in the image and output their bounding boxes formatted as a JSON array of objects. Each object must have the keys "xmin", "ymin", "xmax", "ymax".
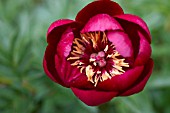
[{"xmin": 0, "ymin": 0, "xmax": 170, "ymax": 113}]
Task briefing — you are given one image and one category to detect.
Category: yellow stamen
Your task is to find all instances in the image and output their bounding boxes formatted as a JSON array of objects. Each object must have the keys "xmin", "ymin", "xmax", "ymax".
[
  {"xmin": 67, "ymin": 31, "xmax": 129, "ymax": 87},
  {"xmin": 85, "ymin": 65, "xmax": 95, "ymax": 83}
]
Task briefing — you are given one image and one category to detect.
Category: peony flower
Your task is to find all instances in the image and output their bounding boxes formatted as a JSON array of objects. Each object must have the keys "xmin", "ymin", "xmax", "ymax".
[{"xmin": 43, "ymin": 0, "xmax": 153, "ymax": 106}]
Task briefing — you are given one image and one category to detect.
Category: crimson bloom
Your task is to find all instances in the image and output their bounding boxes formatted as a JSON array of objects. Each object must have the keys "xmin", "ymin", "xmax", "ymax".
[{"xmin": 43, "ymin": 0, "xmax": 153, "ymax": 106}]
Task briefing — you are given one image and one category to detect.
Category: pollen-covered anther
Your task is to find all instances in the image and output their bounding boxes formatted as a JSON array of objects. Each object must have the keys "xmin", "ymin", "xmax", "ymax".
[
  {"xmin": 67, "ymin": 31, "xmax": 129, "ymax": 86},
  {"xmin": 85, "ymin": 65, "xmax": 95, "ymax": 83}
]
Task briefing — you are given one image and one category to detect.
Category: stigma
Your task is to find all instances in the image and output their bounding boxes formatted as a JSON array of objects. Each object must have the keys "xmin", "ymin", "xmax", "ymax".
[
  {"xmin": 67, "ymin": 31, "xmax": 129, "ymax": 86},
  {"xmin": 89, "ymin": 51, "xmax": 106, "ymax": 67}
]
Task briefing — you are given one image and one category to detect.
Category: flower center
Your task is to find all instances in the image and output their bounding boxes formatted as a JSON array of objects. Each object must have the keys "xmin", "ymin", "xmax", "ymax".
[
  {"xmin": 67, "ymin": 31, "xmax": 129, "ymax": 86},
  {"xmin": 89, "ymin": 51, "xmax": 106, "ymax": 67}
]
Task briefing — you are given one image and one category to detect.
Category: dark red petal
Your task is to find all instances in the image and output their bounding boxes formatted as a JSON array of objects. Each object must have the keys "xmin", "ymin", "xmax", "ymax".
[
  {"xmin": 71, "ymin": 87, "xmax": 118, "ymax": 106},
  {"xmin": 120, "ymin": 59, "xmax": 153, "ymax": 96},
  {"xmin": 115, "ymin": 14, "xmax": 151, "ymax": 43},
  {"xmin": 43, "ymin": 58, "xmax": 58, "ymax": 83},
  {"xmin": 107, "ymin": 30, "xmax": 134, "ymax": 58},
  {"xmin": 97, "ymin": 65, "xmax": 144, "ymax": 91},
  {"xmin": 55, "ymin": 28, "xmax": 82, "ymax": 86},
  {"xmin": 47, "ymin": 19, "xmax": 74, "ymax": 36},
  {"xmin": 55, "ymin": 55, "xmax": 82, "ymax": 86},
  {"xmin": 76, "ymin": 1, "xmax": 124, "ymax": 24},
  {"xmin": 134, "ymin": 31, "xmax": 151, "ymax": 66},
  {"xmin": 47, "ymin": 20, "xmax": 79, "ymax": 45},
  {"xmin": 44, "ymin": 20, "xmax": 80, "ymax": 87},
  {"xmin": 69, "ymin": 74, "xmax": 95, "ymax": 89},
  {"xmin": 43, "ymin": 44, "xmax": 66, "ymax": 86},
  {"xmin": 81, "ymin": 14, "xmax": 123, "ymax": 33},
  {"xmin": 56, "ymin": 28, "xmax": 74, "ymax": 58},
  {"xmin": 115, "ymin": 18, "xmax": 141, "ymax": 59}
]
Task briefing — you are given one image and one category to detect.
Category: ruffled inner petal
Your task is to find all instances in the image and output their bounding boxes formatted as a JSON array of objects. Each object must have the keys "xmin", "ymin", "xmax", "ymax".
[
  {"xmin": 107, "ymin": 30, "xmax": 134, "ymax": 58},
  {"xmin": 76, "ymin": 0, "xmax": 124, "ymax": 24},
  {"xmin": 114, "ymin": 19, "xmax": 151, "ymax": 66},
  {"xmin": 120, "ymin": 58, "xmax": 153, "ymax": 96},
  {"xmin": 71, "ymin": 87, "xmax": 118, "ymax": 106},
  {"xmin": 55, "ymin": 28, "xmax": 94, "ymax": 86},
  {"xmin": 55, "ymin": 55, "xmax": 82, "ymax": 86},
  {"xmin": 55, "ymin": 28, "xmax": 81, "ymax": 86},
  {"xmin": 115, "ymin": 18, "xmax": 142, "ymax": 61},
  {"xmin": 56, "ymin": 28, "xmax": 74, "ymax": 58},
  {"xmin": 81, "ymin": 14, "xmax": 123, "ymax": 33}
]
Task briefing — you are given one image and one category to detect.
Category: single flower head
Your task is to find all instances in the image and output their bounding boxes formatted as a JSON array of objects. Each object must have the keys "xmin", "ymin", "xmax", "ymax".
[{"xmin": 43, "ymin": 0, "xmax": 153, "ymax": 106}]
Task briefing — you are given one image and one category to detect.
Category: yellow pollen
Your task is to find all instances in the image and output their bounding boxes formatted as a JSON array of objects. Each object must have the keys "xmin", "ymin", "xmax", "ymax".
[
  {"xmin": 104, "ymin": 45, "xmax": 109, "ymax": 52},
  {"xmin": 85, "ymin": 65, "xmax": 95, "ymax": 83}
]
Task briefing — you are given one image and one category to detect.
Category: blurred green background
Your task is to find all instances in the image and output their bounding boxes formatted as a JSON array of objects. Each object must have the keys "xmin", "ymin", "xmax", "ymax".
[{"xmin": 0, "ymin": 0, "xmax": 170, "ymax": 113}]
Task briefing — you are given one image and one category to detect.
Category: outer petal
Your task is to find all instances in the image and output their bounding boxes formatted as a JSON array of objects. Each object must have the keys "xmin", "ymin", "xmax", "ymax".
[
  {"xmin": 81, "ymin": 14, "xmax": 123, "ymax": 33},
  {"xmin": 115, "ymin": 14, "xmax": 151, "ymax": 43},
  {"xmin": 43, "ymin": 44, "xmax": 65, "ymax": 86},
  {"xmin": 44, "ymin": 19, "xmax": 80, "ymax": 87},
  {"xmin": 54, "ymin": 28, "xmax": 79, "ymax": 86},
  {"xmin": 76, "ymin": 0, "xmax": 124, "ymax": 24},
  {"xmin": 71, "ymin": 87, "xmax": 118, "ymax": 106},
  {"xmin": 69, "ymin": 74, "xmax": 95, "ymax": 89},
  {"xmin": 54, "ymin": 28, "xmax": 91, "ymax": 86},
  {"xmin": 134, "ymin": 31, "xmax": 151, "ymax": 66},
  {"xmin": 97, "ymin": 65, "xmax": 144, "ymax": 91},
  {"xmin": 43, "ymin": 56, "xmax": 60, "ymax": 83},
  {"xmin": 47, "ymin": 19, "xmax": 79, "ymax": 45},
  {"xmin": 120, "ymin": 59, "xmax": 153, "ymax": 96},
  {"xmin": 115, "ymin": 17, "xmax": 143, "ymax": 60},
  {"xmin": 47, "ymin": 19, "xmax": 74, "ymax": 36},
  {"xmin": 107, "ymin": 30, "xmax": 134, "ymax": 58}
]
